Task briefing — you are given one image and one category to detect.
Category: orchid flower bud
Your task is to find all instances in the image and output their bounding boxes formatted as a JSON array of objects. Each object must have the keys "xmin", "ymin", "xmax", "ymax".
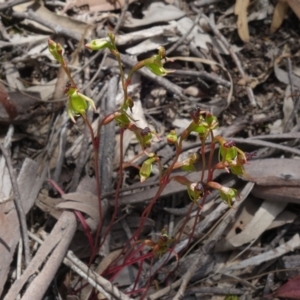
[
  {"xmin": 48, "ymin": 39, "xmax": 64, "ymax": 64},
  {"xmin": 166, "ymin": 130, "xmax": 178, "ymax": 144},
  {"xmin": 85, "ymin": 38, "xmax": 113, "ymax": 51}
]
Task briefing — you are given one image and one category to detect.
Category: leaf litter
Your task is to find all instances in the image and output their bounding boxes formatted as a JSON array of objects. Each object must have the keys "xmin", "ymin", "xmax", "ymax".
[{"xmin": 0, "ymin": 0, "xmax": 300, "ymax": 299}]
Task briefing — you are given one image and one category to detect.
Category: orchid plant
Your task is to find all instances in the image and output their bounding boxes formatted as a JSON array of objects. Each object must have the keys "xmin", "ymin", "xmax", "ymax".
[{"xmin": 48, "ymin": 33, "xmax": 252, "ymax": 297}]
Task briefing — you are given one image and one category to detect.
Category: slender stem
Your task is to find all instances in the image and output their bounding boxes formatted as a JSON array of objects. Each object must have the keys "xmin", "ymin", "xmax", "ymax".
[
  {"xmin": 62, "ymin": 62, "xmax": 76, "ymax": 86},
  {"xmin": 207, "ymin": 131, "xmax": 216, "ymax": 182},
  {"xmin": 200, "ymin": 142, "xmax": 206, "ymax": 182}
]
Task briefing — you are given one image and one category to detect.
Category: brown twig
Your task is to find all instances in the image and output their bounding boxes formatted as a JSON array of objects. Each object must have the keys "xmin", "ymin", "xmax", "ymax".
[{"xmin": 0, "ymin": 126, "xmax": 31, "ymax": 267}]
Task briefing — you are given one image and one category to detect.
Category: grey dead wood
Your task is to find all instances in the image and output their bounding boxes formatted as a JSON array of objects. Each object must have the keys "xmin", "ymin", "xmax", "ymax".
[
  {"xmin": 0, "ymin": 158, "xmax": 46, "ymax": 297},
  {"xmin": 99, "ymin": 75, "xmax": 118, "ymax": 193}
]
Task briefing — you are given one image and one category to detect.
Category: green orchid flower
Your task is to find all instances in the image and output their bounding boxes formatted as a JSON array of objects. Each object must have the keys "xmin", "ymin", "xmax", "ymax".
[{"xmin": 65, "ymin": 85, "xmax": 96, "ymax": 123}]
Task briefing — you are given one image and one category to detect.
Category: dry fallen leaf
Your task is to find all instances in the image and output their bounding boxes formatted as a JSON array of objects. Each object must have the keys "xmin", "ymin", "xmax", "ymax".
[
  {"xmin": 272, "ymin": 275, "xmax": 300, "ymax": 299},
  {"xmin": 65, "ymin": 0, "xmax": 136, "ymax": 12},
  {"xmin": 270, "ymin": 0, "xmax": 289, "ymax": 33},
  {"xmin": 0, "ymin": 83, "xmax": 17, "ymax": 121},
  {"xmin": 234, "ymin": 0, "xmax": 250, "ymax": 42}
]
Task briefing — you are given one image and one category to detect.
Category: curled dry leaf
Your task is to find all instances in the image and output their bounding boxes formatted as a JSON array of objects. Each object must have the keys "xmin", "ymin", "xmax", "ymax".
[
  {"xmin": 234, "ymin": 0, "xmax": 250, "ymax": 42},
  {"xmin": 270, "ymin": 0, "xmax": 300, "ymax": 34},
  {"xmin": 270, "ymin": 0, "xmax": 289, "ymax": 33},
  {"xmin": 58, "ymin": 192, "xmax": 102, "ymax": 232}
]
